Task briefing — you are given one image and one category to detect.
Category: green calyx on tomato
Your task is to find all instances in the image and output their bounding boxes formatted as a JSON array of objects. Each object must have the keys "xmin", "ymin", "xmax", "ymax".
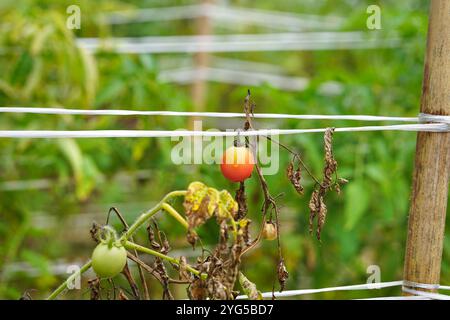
[{"xmin": 91, "ymin": 226, "xmax": 127, "ymax": 278}]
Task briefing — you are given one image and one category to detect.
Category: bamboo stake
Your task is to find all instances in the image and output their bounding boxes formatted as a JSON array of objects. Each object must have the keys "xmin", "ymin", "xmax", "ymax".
[{"xmin": 403, "ymin": 0, "xmax": 450, "ymax": 292}]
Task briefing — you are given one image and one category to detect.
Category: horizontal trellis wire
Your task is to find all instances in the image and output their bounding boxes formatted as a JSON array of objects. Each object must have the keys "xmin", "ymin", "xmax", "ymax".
[
  {"xmin": 1, "ymin": 107, "xmax": 449, "ymax": 138},
  {"xmin": 76, "ymin": 32, "xmax": 402, "ymax": 53},
  {"xmin": 102, "ymin": 3, "xmax": 344, "ymax": 31},
  {"xmin": 0, "ymin": 124, "xmax": 448, "ymax": 139},
  {"xmin": 235, "ymin": 280, "xmax": 450, "ymax": 300},
  {"xmin": 0, "ymin": 107, "xmax": 421, "ymax": 121}
]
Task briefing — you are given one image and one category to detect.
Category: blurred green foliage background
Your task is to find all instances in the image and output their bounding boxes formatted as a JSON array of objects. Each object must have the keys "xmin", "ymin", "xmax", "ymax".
[{"xmin": 1, "ymin": 0, "xmax": 448, "ymax": 300}]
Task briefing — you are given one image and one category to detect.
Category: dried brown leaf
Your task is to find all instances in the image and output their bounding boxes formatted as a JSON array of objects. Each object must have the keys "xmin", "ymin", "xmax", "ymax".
[
  {"xmin": 323, "ymin": 128, "xmax": 337, "ymax": 189},
  {"xmin": 287, "ymin": 158, "xmax": 304, "ymax": 195},
  {"xmin": 277, "ymin": 259, "xmax": 289, "ymax": 292},
  {"xmin": 316, "ymin": 197, "xmax": 327, "ymax": 241},
  {"xmin": 189, "ymin": 278, "xmax": 208, "ymax": 300},
  {"xmin": 179, "ymin": 256, "xmax": 191, "ymax": 281}
]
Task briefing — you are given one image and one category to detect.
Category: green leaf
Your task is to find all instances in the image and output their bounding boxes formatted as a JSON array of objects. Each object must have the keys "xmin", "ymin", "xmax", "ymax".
[
  {"xmin": 344, "ymin": 181, "xmax": 370, "ymax": 230},
  {"xmin": 79, "ymin": 46, "xmax": 98, "ymax": 106}
]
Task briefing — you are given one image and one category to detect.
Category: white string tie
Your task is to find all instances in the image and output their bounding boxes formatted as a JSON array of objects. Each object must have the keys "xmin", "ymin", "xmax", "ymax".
[{"xmin": 418, "ymin": 113, "xmax": 450, "ymax": 124}]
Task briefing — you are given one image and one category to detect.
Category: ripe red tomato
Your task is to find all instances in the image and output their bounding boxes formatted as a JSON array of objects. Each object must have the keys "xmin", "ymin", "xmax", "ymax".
[{"xmin": 220, "ymin": 146, "xmax": 255, "ymax": 182}]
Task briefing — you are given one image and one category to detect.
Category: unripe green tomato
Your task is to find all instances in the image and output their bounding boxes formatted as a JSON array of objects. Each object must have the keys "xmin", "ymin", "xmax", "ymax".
[
  {"xmin": 91, "ymin": 242, "xmax": 127, "ymax": 278},
  {"xmin": 262, "ymin": 222, "xmax": 278, "ymax": 241}
]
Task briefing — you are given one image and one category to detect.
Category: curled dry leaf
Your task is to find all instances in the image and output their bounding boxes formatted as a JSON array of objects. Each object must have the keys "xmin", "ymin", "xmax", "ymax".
[
  {"xmin": 309, "ymin": 187, "xmax": 328, "ymax": 240},
  {"xmin": 183, "ymin": 182, "xmax": 216, "ymax": 229},
  {"xmin": 323, "ymin": 128, "xmax": 338, "ymax": 189},
  {"xmin": 217, "ymin": 190, "xmax": 239, "ymax": 221},
  {"xmin": 186, "ymin": 230, "xmax": 199, "ymax": 247},
  {"xmin": 178, "ymin": 256, "xmax": 191, "ymax": 281},
  {"xmin": 277, "ymin": 259, "xmax": 289, "ymax": 292},
  {"xmin": 335, "ymin": 177, "xmax": 349, "ymax": 195},
  {"xmin": 90, "ymin": 222, "xmax": 101, "ymax": 243},
  {"xmin": 308, "ymin": 128, "xmax": 347, "ymax": 240},
  {"xmin": 183, "ymin": 182, "xmax": 238, "ymax": 227},
  {"xmin": 238, "ymin": 272, "xmax": 262, "ymax": 300},
  {"xmin": 316, "ymin": 197, "xmax": 327, "ymax": 241},
  {"xmin": 308, "ymin": 190, "xmax": 319, "ymax": 235},
  {"xmin": 287, "ymin": 158, "xmax": 304, "ymax": 195},
  {"xmin": 189, "ymin": 278, "xmax": 208, "ymax": 300}
]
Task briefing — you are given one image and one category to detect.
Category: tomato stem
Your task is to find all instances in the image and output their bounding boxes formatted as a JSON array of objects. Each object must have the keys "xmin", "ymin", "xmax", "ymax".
[
  {"xmin": 46, "ymin": 261, "xmax": 92, "ymax": 300},
  {"xmin": 124, "ymin": 241, "xmax": 206, "ymax": 280},
  {"xmin": 121, "ymin": 190, "xmax": 187, "ymax": 240},
  {"xmin": 161, "ymin": 202, "xmax": 189, "ymax": 229}
]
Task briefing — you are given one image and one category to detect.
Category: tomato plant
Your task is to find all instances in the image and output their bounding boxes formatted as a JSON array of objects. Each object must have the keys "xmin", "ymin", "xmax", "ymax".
[{"xmin": 220, "ymin": 146, "xmax": 255, "ymax": 182}]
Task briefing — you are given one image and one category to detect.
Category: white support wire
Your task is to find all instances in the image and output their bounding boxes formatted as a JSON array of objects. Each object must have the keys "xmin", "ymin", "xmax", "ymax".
[
  {"xmin": 209, "ymin": 56, "xmax": 286, "ymax": 74},
  {"xmin": 0, "ymin": 124, "xmax": 448, "ymax": 139},
  {"xmin": 157, "ymin": 67, "xmax": 312, "ymax": 92},
  {"xmin": 158, "ymin": 66, "xmax": 343, "ymax": 94},
  {"xmin": 236, "ymin": 281, "xmax": 404, "ymax": 300},
  {"xmin": 0, "ymin": 107, "xmax": 419, "ymax": 122},
  {"xmin": 1, "ymin": 107, "xmax": 448, "ymax": 138},
  {"xmin": 158, "ymin": 56, "xmax": 286, "ymax": 74},
  {"xmin": 236, "ymin": 281, "xmax": 450, "ymax": 300},
  {"xmin": 102, "ymin": 4, "xmax": 344, "ymax": 31},
  {"xmin": 76, "ymin": 32, "xmax": 401, "ymax": 54},
  {"xmin": 356, "ymin": 296, "xmax": 430, "ymax": 300},
  {"xmin": 402, "ymin": 287, "xmax": 450, "ymax": 300}
]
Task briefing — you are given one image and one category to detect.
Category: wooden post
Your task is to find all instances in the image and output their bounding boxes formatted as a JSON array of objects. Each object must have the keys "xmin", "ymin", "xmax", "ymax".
[{"xmin": 403, "ymin": 0, "xmax": 450, "ymax": 291}]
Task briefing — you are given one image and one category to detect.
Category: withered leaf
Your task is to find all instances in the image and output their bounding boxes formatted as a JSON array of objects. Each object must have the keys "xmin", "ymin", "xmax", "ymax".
[
  {"xmin": 308, "ymin": 128, "xmax": 347, "ymax": 240},
  {"xmin": 90, "ymin": 222, "xmax": 101, "ymax": 243},
  {"xmin": 189, "ymin": 278, "xmax": 208, "ymax": 300},
  {"xmin": 184, "ymin": 182, "xmax": 224, "ymax": 230},
  {"xmin": 217, "ymin": 190, "xmax": 238, "ymax": 220},
  {"xmin": 323, "ymin": 128, "xmax": 337, "ymax": 189},
  {"xmin": 277, "ymin": 259, "xmax": 289, "ymax": 292},
  {"xmin": 308, "ymin": 189, "xmax": 328, "ymax": 240},
  {"xmin": 238, "ymin": 272, "xmax": 262, "ymax": 300},
  {"xmin": 187, "ymin": 229, "xmax": 199, "ymax": 247},
  {"xmin": 308, "ymin": 189, "xmax": 320, "ymax": 235},
  {"xmin": 316, "ymin": 198, "xmax": 327, "ymax": 241},
  {"xmin": 179, "ymin": 256, "xmax": 191, "ymax": 281},
  {"xmin": 287, "ymin": 158, "xmax": 304, "ymax": 195}
]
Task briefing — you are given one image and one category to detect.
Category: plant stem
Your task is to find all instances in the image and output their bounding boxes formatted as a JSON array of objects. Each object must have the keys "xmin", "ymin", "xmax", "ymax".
[
  {"xmin": 47, "ymin": 261, "xmax": 92, "ymax": 300},
  {"xmin": 161, "ymin": 203, "xmax": 189, "ymax": 229},
  {"xmin": 122, "ymin": 190, "xmax": 187, "ymax": 240},
  {"xmin": 124, "ymin": 241, "xmax": 206, "ymax": 280}
]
